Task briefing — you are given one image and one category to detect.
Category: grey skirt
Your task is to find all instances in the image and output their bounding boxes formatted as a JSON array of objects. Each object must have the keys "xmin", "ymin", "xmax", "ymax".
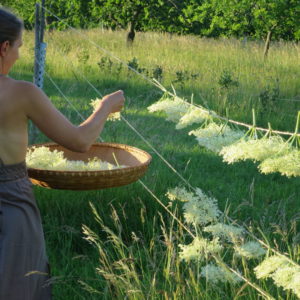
[{"xmin": 0, "ymin": 159, "xmax": 52, "ymax": 299}]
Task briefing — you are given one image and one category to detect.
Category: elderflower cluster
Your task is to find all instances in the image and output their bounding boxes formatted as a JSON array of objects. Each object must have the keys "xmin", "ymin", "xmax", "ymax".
[
  {"xmin": 185, "ymin": 190, "xmax": 220, "ymax": 226},
  {"xmin": 221, "ymin": 136, "xmax": 290, "ymax": 164},
  {"xmin": 254, "ymin": 255, "xmax": 290, "ymax": 279},
  {"xmin": 147, "ymin": 96, "xmax": 190, "ymax": 123},
  {"xmin": 179, "ymin": 237, "xmax": 223, "ymax": 262},
  {"xmin": 189, "ymin": 122, "xmax": 244, "ymax": 153},
  {"xmin": 204, "ymin": 223, "xmax": 244, "ymax": 242},
  {"xmin": 175, "ymin": 107, "xmax": 214, "ymax": 129},
  {"xmin": 272, "ymin": 266, "xmax": 300, "ymax": 297},
  {"xmin": 254, "ymin": 255, "xmax": 300, "ymax": 298},
  {"xmin": 258, "ymin": 149, "xmax": 300, "ymax": 177},
  {"xmin": 234, "ymin": 241, "xmax": 266, "ymax": 259},
  {"xmin": 166, "ymin": 186, "xmax": 197, "ymax": 203},
  {"xmin": 200, "ymin": 264, "xmax": 242, "ymax": 284},
  {"xmin": 166, "ymin": 187, "xmax": 221, "ymax": 226},
  {"xmin": 90, "ymin": 98, "xmax": 121, "ymax": 121},
  {"xmin": 26, "ymin": 146, "xmax": 124, "ymax": 171}
]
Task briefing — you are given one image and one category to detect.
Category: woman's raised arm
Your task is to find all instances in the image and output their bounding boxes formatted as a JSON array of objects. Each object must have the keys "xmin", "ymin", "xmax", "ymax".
[{"xmin": 21, "ymin": 81, "xmax": 125, "ymax": 152}]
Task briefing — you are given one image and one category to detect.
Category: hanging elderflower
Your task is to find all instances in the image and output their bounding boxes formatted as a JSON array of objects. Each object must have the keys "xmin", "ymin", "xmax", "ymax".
[
  {"xmin": 90, "ymin": 98, "xmax": 121, "ymax": 121},
  {"xmin": 234, "ymin": 241, "xmax": 266, "ymax": 259},
  {"xmin": 184, "ymin": 191, "xmax": 221, "ymax": 226},
  {"xmin": 179, "ymin": 237, "xmax": 223, "ymax": 262},
  {"xmin": 254, "ymin": 255, "xmax": 290, "ymax": 279},
  {"xmin": 166, "ymin": 186, "xmax": 198, "ymax": 203},
  {"xmin": 272, "ymin": 266, "xmax": 300, "ymax": 297},
  {"xmin": 166, "ymin": 186, "xmax": 221, "ymax": 226},
  {"xmin": 255, "ymin": 255, "xmax": 300, "ymax": 298},
  {"xmin": 26, "ymin": 146, "xmax": 125, "ymax": 171},
  {"xmin": 147, "ymin": 95, "xmax": 190, "ymax": 123},
  {"xmin": 258, "ymin": 112, "xmax": 300, "ymax": 177},
  {"xmin": 204, "ymin": 223, "xmax": 244, "ymax": 242},
  {"xmin": 258, "ymin": 149, "xmax": 300, "ymax": 177},
  {"xmin": 189, "ymin": 122, "xmax": 244, "ymax": 153},
  {"xmin": 175, "ymin": 106, "xmax": 215, "ymax": 129},
  {"xmin": 220, "ymin": 135, "xmax": 290, "ymax": 165},
  {"xmin": 200, "ymin": 264, "xmax": 242, "ymax": 284}
]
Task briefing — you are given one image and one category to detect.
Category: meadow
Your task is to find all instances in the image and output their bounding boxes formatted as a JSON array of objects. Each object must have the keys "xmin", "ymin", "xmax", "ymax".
[{"xmin": 12, "ymin": 29, "xmax": 300, "ymax": 299}]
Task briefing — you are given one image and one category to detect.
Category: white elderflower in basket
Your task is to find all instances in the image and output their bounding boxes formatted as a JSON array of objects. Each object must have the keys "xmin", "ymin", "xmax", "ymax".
[
  {"xmin": 27, "ymin": 143, "xmax": 152, "ymax": 190},
  {"xmin": 26, "ymin": 146, "xmax": 124, "ymax": 171}
]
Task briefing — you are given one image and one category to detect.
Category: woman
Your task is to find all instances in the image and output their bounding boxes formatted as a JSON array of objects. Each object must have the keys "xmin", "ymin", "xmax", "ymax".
[{"xmin": 0, "ymin": 7, "xmax": 125, "ymax": 299}]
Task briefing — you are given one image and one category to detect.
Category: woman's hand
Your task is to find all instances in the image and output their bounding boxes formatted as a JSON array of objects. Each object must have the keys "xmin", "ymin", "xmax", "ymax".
[{"xmin": 101, "ymin": 90, "xmax": 125, "ymax": 113}]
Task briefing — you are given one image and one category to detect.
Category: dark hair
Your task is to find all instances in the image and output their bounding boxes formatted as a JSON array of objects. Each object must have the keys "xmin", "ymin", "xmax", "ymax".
[{"xmin": 0, "ymin": 8, "xmax": 23, "ymax": 45}]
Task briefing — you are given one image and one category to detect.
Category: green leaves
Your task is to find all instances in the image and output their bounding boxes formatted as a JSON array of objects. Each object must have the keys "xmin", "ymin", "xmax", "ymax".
[{"xmin": 3, "ymin": 0, "xmax": 300, "ymax": 41}]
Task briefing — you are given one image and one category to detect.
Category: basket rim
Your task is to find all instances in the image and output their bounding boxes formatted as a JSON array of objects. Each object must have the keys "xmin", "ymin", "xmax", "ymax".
[{"xmin": 27, "ymin": 142, "xmax": 152, "ymax": 175}]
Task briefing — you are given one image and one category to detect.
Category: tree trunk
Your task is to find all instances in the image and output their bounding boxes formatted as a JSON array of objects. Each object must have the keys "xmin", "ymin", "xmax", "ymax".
[
  {"xmin": 127, "ymin": 21, "xmax": 135, "ymax": 45},
  {"xmin": 263, "ymin": 30, "xmax": 273, "ymax": 59},
  {"xmin": 126, "ymin": 7, "xmax": 143, "ymax": 45}
]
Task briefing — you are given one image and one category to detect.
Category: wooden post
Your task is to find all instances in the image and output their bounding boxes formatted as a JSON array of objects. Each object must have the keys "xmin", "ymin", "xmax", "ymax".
[{"xmin": 263, "ymin": 30, "xmax": 272, "ymax": 59}]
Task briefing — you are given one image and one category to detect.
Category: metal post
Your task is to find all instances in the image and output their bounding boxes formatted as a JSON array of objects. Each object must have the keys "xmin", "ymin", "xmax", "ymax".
[
  {"xmin": 31, "ymin": 1, "xmax": 47, "ymax": 144},
  {"xmin": 34, "ymin": 2, "xmax": 41, "ymax": 86},
  {"xmin": 34, "ymin": 1, "xmax": 47, "ymax": 89}
]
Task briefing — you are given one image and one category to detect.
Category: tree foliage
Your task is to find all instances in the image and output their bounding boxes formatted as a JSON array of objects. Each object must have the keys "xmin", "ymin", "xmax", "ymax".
[{"xmin": 1, "ymin": 0, "xmax": 299, "ymax": 42}]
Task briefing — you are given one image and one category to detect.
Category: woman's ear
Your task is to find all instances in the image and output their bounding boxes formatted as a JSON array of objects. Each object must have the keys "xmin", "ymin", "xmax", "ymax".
[{"xmin": 0, "ymin": 41, "xmax": 10, "ymax": 57}]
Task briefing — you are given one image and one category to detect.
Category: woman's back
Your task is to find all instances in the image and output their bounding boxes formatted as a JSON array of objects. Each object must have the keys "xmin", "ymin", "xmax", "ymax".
[{"xmin": 0, "ymin": 76, "xmax": 28, "ymax": 164}]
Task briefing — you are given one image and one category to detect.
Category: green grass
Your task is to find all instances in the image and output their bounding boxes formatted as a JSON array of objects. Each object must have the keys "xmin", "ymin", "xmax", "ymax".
[{"xmin": 11, "ymin": 29, "xmax": 300, "ymax": 299}]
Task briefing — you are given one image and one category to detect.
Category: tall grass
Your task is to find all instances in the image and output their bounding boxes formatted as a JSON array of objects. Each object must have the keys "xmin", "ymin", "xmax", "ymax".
[{"xmin": 11, "ymin": 29, "xmax": 300, "ymax": 299}]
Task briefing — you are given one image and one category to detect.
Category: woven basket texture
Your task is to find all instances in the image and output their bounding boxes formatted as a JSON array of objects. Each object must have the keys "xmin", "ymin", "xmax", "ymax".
[{"xmin": 27, "ymin": 143, "xmax": 152, "ymax": 190}]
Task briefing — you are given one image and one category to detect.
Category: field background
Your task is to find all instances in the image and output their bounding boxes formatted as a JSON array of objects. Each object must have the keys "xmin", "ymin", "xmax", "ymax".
[{"xmin": 11, "ymin": 29, "xmax": 300, "ymax": 299}]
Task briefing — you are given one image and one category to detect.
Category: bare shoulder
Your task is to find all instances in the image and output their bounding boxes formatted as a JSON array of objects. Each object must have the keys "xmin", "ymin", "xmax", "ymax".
[
  {"xmin": 10, "ymin": 79, "xmax": 40, "ymax": 96},
  {"xmin": 8, "ymin": 79, "xmax": 46, "ymax": 109}
]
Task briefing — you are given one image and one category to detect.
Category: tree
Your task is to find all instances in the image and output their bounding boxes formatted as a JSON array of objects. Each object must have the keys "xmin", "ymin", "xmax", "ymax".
[
  {"xmin": 89, "ymin": 0, "xmax": 185, "ymax": 43},
  {"xmin": 252, "ymin": 0, "xmax": 300, "ymax": 57},
  {"xmin": 180, "ymin": 0, "xmax": 300, "ymax": 57}
]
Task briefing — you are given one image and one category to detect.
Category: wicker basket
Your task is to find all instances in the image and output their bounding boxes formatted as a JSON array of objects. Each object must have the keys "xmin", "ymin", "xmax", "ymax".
[{"xmin": 27, "ymin": 142, "xmax": 152, "ymax": 190}]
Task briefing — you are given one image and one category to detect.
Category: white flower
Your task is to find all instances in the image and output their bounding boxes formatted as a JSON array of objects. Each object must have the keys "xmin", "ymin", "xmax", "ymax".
[
  {"xmin": 204, "ymin": 223, "xmax": 244, "ymax": 242},
  {"xmin": 166, "ymin": 187, "xmax": 197, "ymax": 202},
  {"xmin": 259, "ymin": 149, "xmax": 300, "ymax": 177},
  {"xmin": 26, "ymin": 146, "xmax": 66, "ymax": 169},
  {"xmin": 183, "ymin": 188, "xmax": 221, "ymax": 226},
  {"xmin": 200, "ymin": 263, "xmax": 242, "ymax": 284},
  {"xmin": 147, "ymin": 96, "xmax": 190, "ymax": 123},
  {"xmin": 176, "ymin": 107, "xmax": 214, "ymax": 129},
  {"xmin": 220, "ymin": 136, "xmax": 290, "ymax": 164},
  {"xmin": 254, "ymin": 255, "xmax": 290, "ymax": 279},
  {"xmin": 166, "ymin": 187, "xmax": 220, "ymax": 226},
  {"xmin": 90, "ymin": 98, "xmax": 121, "ymax": 121},
  {"xmin": 189, "ymin": 122, "xmax": 244, "ymax": 153},
  {"xmin": 234, "ymin": 241, "xmax": 266, "ymax": 259},
  {"xmin": 287, "ymin": 271, "xmax": 300, "ymax": 298},
  {"xmin": 271, "ymin": 266, "xmax": 300, "ymax": 293},
  {"xmin": 179, "ymin": 237, "xmax": 223, "ymax": 262},
  {"xmin": 26, "ymin": 147, "xmax": 124, "ymax": 171}
]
